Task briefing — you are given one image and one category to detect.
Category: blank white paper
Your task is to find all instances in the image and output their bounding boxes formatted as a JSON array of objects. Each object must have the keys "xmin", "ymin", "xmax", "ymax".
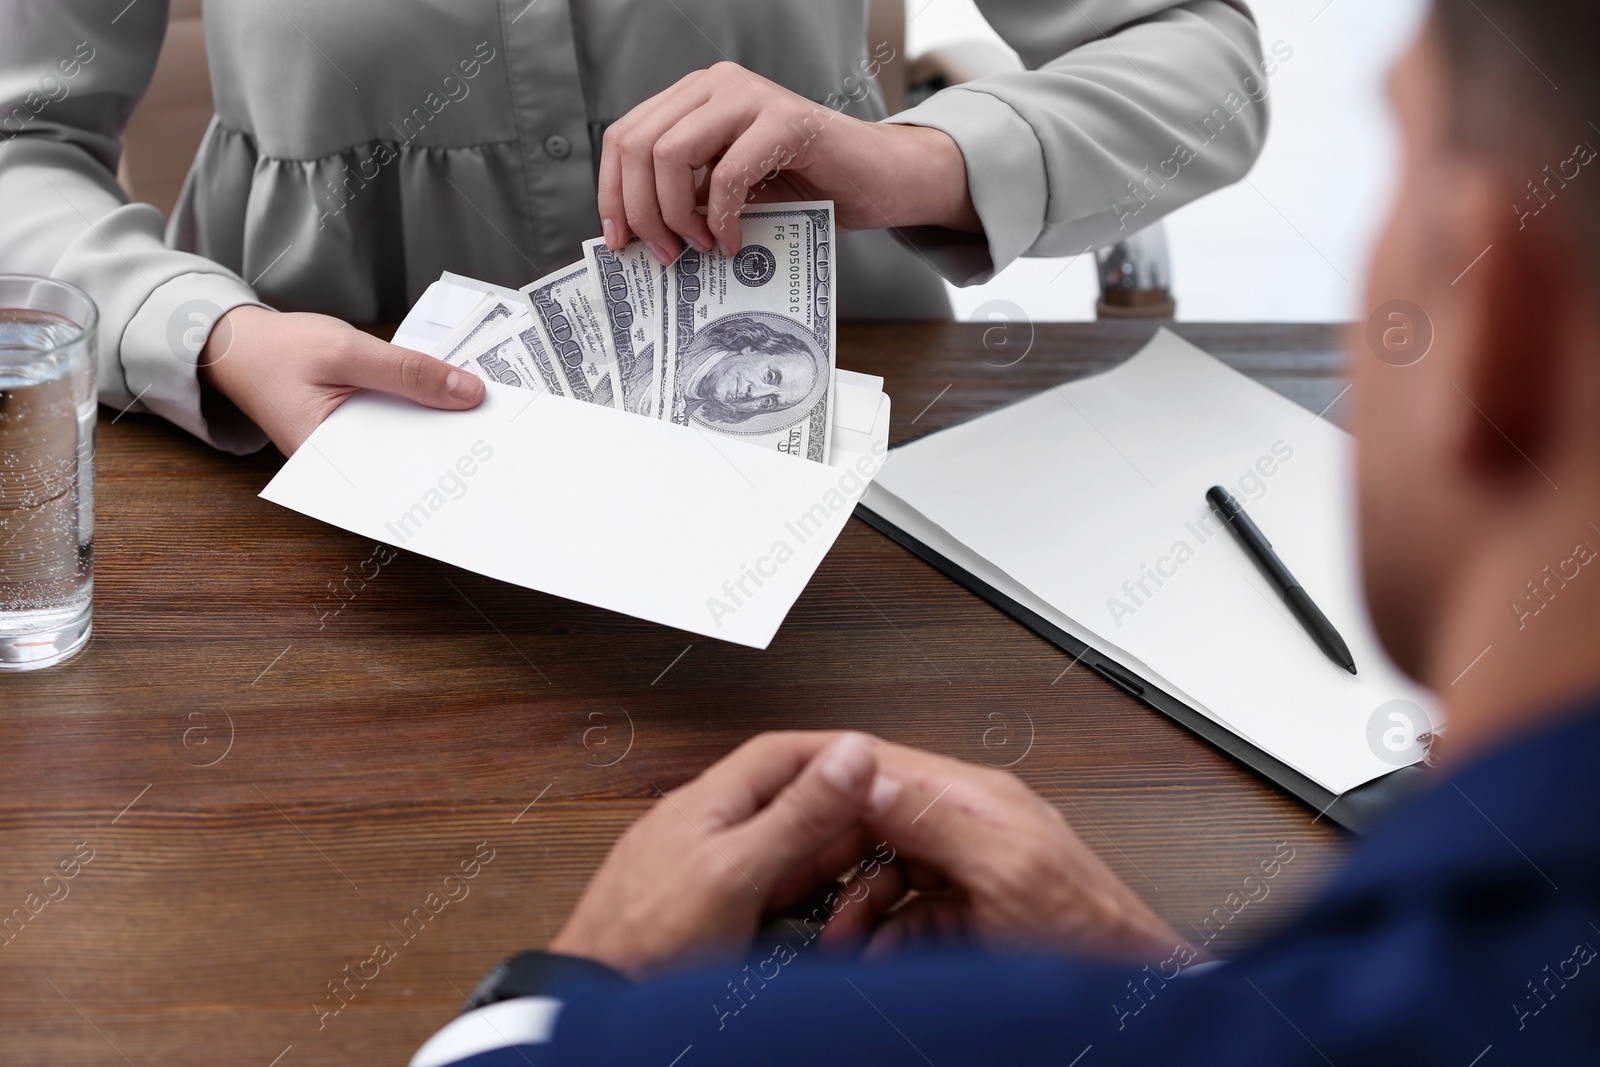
[{"xmin": 870, "ymin": 329, "xmax": 1437, "ymax": 795}]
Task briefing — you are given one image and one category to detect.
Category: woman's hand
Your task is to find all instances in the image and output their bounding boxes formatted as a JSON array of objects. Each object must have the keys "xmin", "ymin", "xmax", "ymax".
[
  {"xmin": 199, "ymin": 305, "xmax": 486, "ymax": 456},
  {"xmin": 598, "ymin": 62, "xmax": 981, "ymax": 265},
  {"xmin": 548, "ymin": 732, "xmax": 901, "ymax": 978}
]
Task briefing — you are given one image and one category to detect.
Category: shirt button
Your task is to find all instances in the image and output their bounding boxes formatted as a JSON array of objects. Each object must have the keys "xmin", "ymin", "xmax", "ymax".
[{"xmin": 544, "ymin": 134, "xmax": 572, "ymax": 160}]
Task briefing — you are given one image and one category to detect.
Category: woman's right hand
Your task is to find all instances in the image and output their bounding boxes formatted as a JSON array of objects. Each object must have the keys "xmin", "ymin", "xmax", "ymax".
[{"xmin": 199, "ymin": 305, "xmax": 486, "ymax": 456}]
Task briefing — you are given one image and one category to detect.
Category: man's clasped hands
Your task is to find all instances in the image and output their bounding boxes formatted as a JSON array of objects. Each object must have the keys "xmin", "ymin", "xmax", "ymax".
[{"xmin": 548, "ymin": 732, "xmax": 1183, "ymax": 979}]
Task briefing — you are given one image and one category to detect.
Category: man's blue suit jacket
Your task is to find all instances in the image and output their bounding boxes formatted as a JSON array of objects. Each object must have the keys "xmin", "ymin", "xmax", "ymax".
[{"xmin": 416, "ymin": 698, "xmax": 1600, "ymax": 1065}]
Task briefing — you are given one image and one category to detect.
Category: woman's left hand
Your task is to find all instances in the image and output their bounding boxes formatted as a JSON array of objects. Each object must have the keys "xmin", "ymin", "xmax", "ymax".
[{"xmin": 597, "ymin": 61, "xmax": 981, "ymax": 265}]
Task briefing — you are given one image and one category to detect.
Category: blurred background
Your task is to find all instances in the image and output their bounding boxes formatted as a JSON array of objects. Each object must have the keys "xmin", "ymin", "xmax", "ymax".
[{"xmin": 908, "ymin": 0, "xmax": 1430, "ymax": 322}]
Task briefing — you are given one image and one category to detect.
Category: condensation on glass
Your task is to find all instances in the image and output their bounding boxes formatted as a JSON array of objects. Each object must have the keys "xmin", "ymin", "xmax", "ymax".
[{"xmin": 0, "ymin": 275, "xmax": 96, "ymax": 670}]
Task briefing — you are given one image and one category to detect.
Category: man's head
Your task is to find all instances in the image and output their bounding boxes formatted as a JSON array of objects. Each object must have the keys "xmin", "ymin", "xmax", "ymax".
[{"xmin": 1355, "ymin": 2, "xmax": 1600, "ymax": 686}]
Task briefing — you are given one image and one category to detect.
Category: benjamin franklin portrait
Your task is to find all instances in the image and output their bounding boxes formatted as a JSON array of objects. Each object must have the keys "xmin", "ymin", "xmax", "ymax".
[{"xmin": 675, "ymin": 314, "xmax": 829, "ymax": 432}]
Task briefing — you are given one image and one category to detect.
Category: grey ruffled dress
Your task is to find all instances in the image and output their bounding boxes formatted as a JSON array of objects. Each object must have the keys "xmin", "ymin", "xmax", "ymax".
[{"xmin": 0, "ymin": 0, "xmax": 1267, "ymax": 452}]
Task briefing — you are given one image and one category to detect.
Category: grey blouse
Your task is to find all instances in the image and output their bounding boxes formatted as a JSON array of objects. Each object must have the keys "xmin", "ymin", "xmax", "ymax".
[{"xmin": 0, "ymin": 0, "xmax": 1266, "ymax": 453}]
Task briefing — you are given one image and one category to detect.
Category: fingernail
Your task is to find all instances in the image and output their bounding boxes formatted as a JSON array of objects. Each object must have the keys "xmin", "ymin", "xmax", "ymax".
[
  {"xmin": 648, "ymin": 241, "xmax": 674, "ymax": 265},
  {"xmin": 719, "ymin": 238, "xmax": 738, "ymax": 258},
  {"xmin": 601, "ymin": 217, "xmax": 617, "ymax": 248},
  {"xmin": 687, "ymin": 235, "xmax": 711, "ymax": 254},
  {"xmin": 819, "ymin": 734, "xmax": 874, "ymax": 792},
  {"xmin": 446, "ymin": 370, "xmax": 481, "ymax": 400},
  {"xmin": 866, "ymin": 775, "xmax": 903, "ymax": 817}
]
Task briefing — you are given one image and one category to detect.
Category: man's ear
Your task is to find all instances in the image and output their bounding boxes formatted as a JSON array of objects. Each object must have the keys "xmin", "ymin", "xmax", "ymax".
[{"xmin": 1452, "ymin": 172, "xmax": 1570, "ymax": 489}]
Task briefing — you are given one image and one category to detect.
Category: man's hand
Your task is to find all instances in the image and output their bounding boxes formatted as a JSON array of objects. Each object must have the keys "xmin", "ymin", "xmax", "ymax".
[
  {"xmin": 862, "ymin": 741, "xmax": 1182, "ymax": 963},
  {"xmin": 598, "ymin": 62, "xmax": 981, "ymax": 265},
  {"xmin": 199, "ymin": 305, "xmax": 486, "ymax": 455},
  {"xmin": 548, "ymin": 732, "xmax": 901, "ymax": 978}
]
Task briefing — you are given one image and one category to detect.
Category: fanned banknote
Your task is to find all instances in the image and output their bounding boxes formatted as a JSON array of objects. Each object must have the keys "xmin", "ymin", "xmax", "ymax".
[
  {"xmin": 521, "ymin": 263, "xmax": 621, "ymax": 410},
  {"xmin": 434, "ymin": 202, "xmax": 836, "ymax": 466},
  {"xmin": 432, "ymin": 292, "xmax": 523, "ymax": 366},
  {"xmin": 446, "ymin": 314, "xmax": 567, "ymax": 398},
  {"xmin": 584, "ymin": 237, "xmax": 666, "ymax": 419},
  {"xmin": 666, "ymin": 202, "xmax": 835, "ymax": 464}
]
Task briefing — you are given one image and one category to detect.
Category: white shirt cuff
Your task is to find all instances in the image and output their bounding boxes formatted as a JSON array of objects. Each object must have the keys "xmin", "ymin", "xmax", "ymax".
[{"xmin": 409, "ymin": 996, "xmax": 564, "ymax": 1067}]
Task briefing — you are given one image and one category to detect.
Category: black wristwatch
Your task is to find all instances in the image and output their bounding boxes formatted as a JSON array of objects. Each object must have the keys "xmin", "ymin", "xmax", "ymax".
[{"xmin": 460, "ymin": 950, "xmax": 629, "ymax": 1013}]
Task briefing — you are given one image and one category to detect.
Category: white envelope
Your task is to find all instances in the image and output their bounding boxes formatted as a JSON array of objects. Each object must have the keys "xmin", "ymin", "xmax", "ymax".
[{"xmin": 261, "ymin": 279, "xmax": 891, "ymax": 649}]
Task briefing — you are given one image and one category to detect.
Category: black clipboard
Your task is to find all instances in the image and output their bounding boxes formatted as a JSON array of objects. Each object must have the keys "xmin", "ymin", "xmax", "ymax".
[{"xmin": 855, "ymin": 502, "xmax": 1430, "ymax": 835}]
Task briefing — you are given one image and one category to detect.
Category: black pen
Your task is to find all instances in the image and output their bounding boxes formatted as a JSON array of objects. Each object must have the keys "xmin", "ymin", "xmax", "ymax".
[{"xmin": 1206, "ymin": 486, "xmax": 1357, "ymax": 675}]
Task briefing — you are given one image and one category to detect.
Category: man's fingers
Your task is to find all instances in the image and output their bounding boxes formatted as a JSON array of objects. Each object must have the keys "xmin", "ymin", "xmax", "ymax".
[
  {"xmin": 816, "ymin": 861, "xmax": 908, "ymax": 950},
  {"xmin": 763, "ymin": 825, "xmax": 868, "ymax": 915},
  {"xmin": 723, "ymin": 733, "xmax": 878, "ymax": 888},
  {"xmin": 677, "ymin": 730, "xmax": 849, "ymax": 827},
  {"xmin": 862, "ymin": 892, "xmax": 968, "ymax": 959},
  {"xmin": 859, "ymin": 743, "xmax": 1018, "ymax": 886},
  {"xmin": 903, "ymin": 858, "xmax": 954, "ymax": 893},
  {"xmin": 336, "ymin": 337, "xmax": 485, "ymax": 410}
]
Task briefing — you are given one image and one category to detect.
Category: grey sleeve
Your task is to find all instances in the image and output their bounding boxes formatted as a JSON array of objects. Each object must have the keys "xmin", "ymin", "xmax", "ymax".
[
  {"xmin": 0, "ymin": 0, "xmax": 268, "ymax": 453},
  {"xmin": 884, "ymin": 0, "xmax": 1271, "ymax": 286}
]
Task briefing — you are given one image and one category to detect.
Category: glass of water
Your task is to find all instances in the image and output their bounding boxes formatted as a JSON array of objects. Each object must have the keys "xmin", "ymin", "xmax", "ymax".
[{"xmin": 0, "ymin": 275, "xmax": 96, "ymax": 670}]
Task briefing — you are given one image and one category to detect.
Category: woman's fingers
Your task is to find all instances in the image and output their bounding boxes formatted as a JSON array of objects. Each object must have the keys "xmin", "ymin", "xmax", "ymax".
[
  {"xmin": 334, "ymin": 334, "xmax": 486, "ymax": 411},
  {"xmin": 704, "ymin": 115, "xmax": 806, "ymax": 255},
  {"xmin": 603, "ymin": 63, "xmax": 813, "ymax": 261},
  {"xmin": 619, "ymin": 136, "xmax": 676, "ymax": 264},
  {"xmin": 596, "ymin": 134, "xmax": 631, "ymax": 249},
  {"xmin": 651, "ymin": 104, "xmax": 751, "ymax": 253},
  {"xmin": 606, "ymin": 78, "xmax": 718, "ymax": 263},
  {"xmin": 598, "ymin": 74, "xmax": 702, "ymax": 248},
  {"xmin": 197, "ymin": 307, "xmax": 487, "ymax": 457}
]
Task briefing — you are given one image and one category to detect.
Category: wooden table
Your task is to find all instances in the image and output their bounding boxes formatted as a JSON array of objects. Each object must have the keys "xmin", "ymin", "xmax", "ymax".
[{"xmin": 0, "ymin": 321, "xmax": 1351, "ymax": 1067}]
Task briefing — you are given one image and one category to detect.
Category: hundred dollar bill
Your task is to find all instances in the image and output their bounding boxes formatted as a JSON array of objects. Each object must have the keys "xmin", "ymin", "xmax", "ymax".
[
  {"xmin": 431, "ymin": 292, "xmax": 524, "ymax": 365},
  {"xmin": 521, "ymin": 263, "xmax": 621, "ymax": 410},
  {"xmin": 446, "ymin": 314, "xmax": 568, "ymax": 398},
  {"xmin": 584, "ymin": 237, "xmax": 667, "ymax": 419},
  {"xmin": 666, "ymin": 201, "xmax": 836, "ymax": 464}
]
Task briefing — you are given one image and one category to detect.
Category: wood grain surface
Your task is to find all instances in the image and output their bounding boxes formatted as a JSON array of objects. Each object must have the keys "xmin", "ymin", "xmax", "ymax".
[{"xmin": 0, "ymin": 321, "xmax": 1354, "ymax": 1066}]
